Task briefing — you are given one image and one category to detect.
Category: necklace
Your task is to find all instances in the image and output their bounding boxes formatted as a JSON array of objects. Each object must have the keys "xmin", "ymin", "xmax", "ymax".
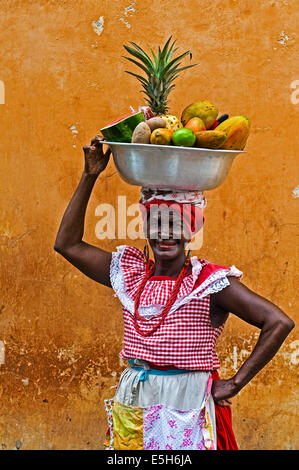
[{"xmin": 133, "ymin": 252, "xmax": 191, "ymax": 337}]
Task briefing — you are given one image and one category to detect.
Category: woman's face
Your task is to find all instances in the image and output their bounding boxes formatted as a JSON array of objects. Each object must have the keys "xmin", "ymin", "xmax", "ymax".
[{"xmin": 145, "ymin": 209, "xmax": 190, "ymax": 262}]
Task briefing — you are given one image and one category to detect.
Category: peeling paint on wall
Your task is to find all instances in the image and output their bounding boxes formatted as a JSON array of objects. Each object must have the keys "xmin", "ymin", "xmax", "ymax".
[
  {"xmin": 57, "ymin": 346, "xmax": 81, "ymax": 363},
  {"xmin": 292, "ymin": 186, "xmax": 299, "ymax": 198},
  {"xmin": 0, "ymin": 80, "xmax": 4, "ymax": 104},
  {"xmin": 278, "ymin": 31, "xmax": 289, "ymax": 45},
  {"xmin": 124, "ymin": 2, "xmax": 136, "ymax": 16},
  {"xmin": 92, "ymin": 16, "xmax": 104, "ymax": 36},
  {"xmin": 282, "ymin": 340, "xmax": 299, "ymax": 366},
  {"xmin": 119, "ymin": 2, "xmax": 136, "ymax": 28},
  {"xmin": 233, "ymin": 345, "xmax": 237, "ymax": 370},
  {"xmin": 120, "ymin": 17, "xmax": 131, "ymax": 28},
  {"xmin": 69, "ymin": 124, "xmax": 79, "ymax": 149},
  {"xmin": 0, "ymin": 340, "xmax": 5, "ymax": 364}
]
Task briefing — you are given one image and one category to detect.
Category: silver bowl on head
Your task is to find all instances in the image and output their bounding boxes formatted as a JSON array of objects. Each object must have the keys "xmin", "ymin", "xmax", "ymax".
[{"xmin": 104, "ymin": 141, "xmax": 245, "ymax": 191}]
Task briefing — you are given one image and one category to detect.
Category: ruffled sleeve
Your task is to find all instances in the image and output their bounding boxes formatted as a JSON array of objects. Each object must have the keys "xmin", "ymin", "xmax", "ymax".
[
  {"xmin": 170, "ymin": 258, "xmax": 243, "ymax": 312},
  {"xmin": 194, "ymin": 260, "xmax": 242, "ymax": 295},
  {"xmin": 110, "ymin": 245, "xmax": 146, "ymax": 312}
]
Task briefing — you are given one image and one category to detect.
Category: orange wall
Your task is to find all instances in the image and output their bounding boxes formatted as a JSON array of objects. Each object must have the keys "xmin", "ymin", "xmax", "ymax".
[{"xmin": 0, "ymin": 0, "xmax": 298, "ymax": 450}]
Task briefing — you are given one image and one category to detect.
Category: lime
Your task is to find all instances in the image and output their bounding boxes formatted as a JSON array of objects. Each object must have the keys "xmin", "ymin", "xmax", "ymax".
[{"xmin": 172, "ymin": 128, "xmax": 196, "ymax": 147}]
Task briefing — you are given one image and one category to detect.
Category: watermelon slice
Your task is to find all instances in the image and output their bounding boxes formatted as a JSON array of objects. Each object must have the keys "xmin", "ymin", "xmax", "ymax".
[{"xmin": 100, "ymin": 112, "xmax": 145, "ymax": 143}]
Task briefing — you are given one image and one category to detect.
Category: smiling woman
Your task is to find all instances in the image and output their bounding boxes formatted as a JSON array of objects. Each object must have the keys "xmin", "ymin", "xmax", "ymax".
[
  {"xmin": 139, "ymin": 189, "xmax": 205, "ymax": 277},
  {"xmin": 54, "ymin": 136, "xmax": 294, "ymax": 450}
]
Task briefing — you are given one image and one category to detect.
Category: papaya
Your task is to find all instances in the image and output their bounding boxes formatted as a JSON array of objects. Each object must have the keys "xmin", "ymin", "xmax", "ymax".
[
  {"xmin": 216, "ymin": 116, "xmax": 250, "ymax": 150},
  {"xmin": 181, "ymin": 101, "xmax": 218, "ymax": 129},
  {"xmin": 195, "ymin": 130, "xmax": 227, "ymax": 149},
  {"xmin": 150, "ymin": 128, "xmax": 173, "ymax": 145}
]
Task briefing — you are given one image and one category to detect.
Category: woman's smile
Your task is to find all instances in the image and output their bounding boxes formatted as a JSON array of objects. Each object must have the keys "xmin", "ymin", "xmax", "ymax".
[{"xmin": 155, "ymin": 239, "xmax": 178, "ymax": 250}]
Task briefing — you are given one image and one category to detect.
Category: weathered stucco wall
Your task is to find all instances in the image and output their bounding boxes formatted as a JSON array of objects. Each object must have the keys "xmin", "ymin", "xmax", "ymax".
[{"xmin": 0, "ymin": 0, "xmax": 298, "ymax": 450}]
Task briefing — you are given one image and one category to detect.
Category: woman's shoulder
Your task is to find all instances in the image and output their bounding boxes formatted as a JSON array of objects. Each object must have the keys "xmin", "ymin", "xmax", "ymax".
[{"xmin": 188, "ymin": 256, "xmax": 243, "ymax": 298}]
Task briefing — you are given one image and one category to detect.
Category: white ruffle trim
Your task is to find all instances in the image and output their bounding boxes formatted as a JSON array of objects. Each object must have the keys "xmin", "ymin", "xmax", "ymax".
[{"xmin": 110, "ymin": 245, "xmax": 243, "ymax": 320}]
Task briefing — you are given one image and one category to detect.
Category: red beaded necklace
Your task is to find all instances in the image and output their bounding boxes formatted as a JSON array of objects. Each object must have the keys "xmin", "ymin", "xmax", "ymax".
[{"xmin": 133, "ymin": 251, "xmax": 191, "ymax": 337}]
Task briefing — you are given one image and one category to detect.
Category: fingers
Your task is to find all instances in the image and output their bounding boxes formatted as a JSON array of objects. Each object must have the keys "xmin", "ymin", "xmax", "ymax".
[
  {"xmin": 92, "ymin": 135, "xmax": 111, "ymax": 158},
  {"xmin": 83, "ymin": 136, "xmax": 111, "ymax": 163},
  {"xmin": 83, "ymin": 136, "xmax": 103, "ymax": 153},
  {"xmin": 90, "ymin": 135, "xmax": 104, "ymax": 146}
]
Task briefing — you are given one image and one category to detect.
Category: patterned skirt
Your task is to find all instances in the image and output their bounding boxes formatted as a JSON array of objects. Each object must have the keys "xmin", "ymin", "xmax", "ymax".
[{"xmin": 104, "ymin": 362, "xmax": 216, "ymax": 450}]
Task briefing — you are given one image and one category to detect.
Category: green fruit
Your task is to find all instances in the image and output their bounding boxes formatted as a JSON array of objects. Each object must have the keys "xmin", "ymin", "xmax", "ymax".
[
  {"xmin": 172, "ymin": 128, "xmax": 196, "ymax": 147},
  {"xmin": 100, "ymin": 112, "xmax": 145, "ymax": 143}
]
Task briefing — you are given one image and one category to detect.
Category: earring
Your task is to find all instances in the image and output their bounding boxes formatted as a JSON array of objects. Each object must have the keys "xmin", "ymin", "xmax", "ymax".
[
  {"xmin": 143, "ymin": 241, "xmax": 149, "ymax": 264},
  {"xmin": 185, "ymin": 248, "xmax": 191, "ymax": 266}
]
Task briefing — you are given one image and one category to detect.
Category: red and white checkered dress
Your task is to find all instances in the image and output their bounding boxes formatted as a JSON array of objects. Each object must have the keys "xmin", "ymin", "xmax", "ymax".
[{"xmin": 110, "ymin": 245, "xmax": 243, "ymax": 371}]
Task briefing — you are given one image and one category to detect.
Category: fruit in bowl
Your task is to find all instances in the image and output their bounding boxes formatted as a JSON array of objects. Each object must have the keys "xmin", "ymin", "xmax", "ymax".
[
  {"xmin": 150, "ymin": 128, "xmax": 173, "ymax": 145},
  {"xmin": 101, "ymin": 111, "xmax": 145, "ymax": 143},
  {"xmin": 172, "ymin": 128, "xmax": 196, "ymax": 147},
  {"xmin": 184, "ymin": 117, "xmax": 206, "ymax": 134},
  {"xmin": 215, "ymin": 116, "xmax": 251, "ymax": 150},
  {"xmin": 100, "ymin": 37, "xmax": 251, "ymax": 152},
  {"xmin": 181, "ymin": 101, "xmax": 218, "ymax": 129}
]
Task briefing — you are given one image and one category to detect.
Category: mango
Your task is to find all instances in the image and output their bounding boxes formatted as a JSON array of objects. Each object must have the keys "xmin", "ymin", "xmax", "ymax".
[
  {"xmin": 184, "ymin": 117, "xmax": 206, "ymax": 134},
  {"xmin": 216, "ymin": 116, "xmax": 250, "ymax": 150},
  {"xmin": 181, "ymin": 101, "xmax": 218, "ymax": 129},
  {"xmin": 195, "ymin": 130, "xmax": 227, "ymax": 149},
  {"xmin": 150, "ymin": 128, "xmax": 173, "ymax": 145}
]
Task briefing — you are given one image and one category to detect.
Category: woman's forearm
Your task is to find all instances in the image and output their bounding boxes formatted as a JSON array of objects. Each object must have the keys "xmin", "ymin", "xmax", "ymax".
[
  {"xmin": 54, "ymin": 171, "xmax": 98, "ymax": 251},
  {"xmin": 211, "ymin": 278, "xmax": 295, "ymax": 402},
  {"xmin": 232, "ymin": 318, "xmax": 294, "ymax": 391}
]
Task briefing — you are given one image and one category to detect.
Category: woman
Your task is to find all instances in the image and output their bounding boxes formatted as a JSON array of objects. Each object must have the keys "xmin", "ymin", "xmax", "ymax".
[{"xmin": 54, "ymin": 136, "xmax": 294, "ymax": 450}]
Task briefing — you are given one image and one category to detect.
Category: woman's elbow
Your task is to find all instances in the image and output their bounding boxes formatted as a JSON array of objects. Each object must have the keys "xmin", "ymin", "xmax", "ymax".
[
  {"xmin": 264, "ymin": 307, "xmax": 295, "ymax": 336},
  {"xmin": 282, "ymin": 316, "xmax": 295, "ymax": 333},
  {"xmin": 54, "ymin": 239, "xmax": 66, "ymax": 255},
  {"xmin": 54, "ymin": 243, "xmax": 62, "ymax": 254},
  {"xmin": 275, "ymin": 314, "xmax": 295, "ymax": 335}
]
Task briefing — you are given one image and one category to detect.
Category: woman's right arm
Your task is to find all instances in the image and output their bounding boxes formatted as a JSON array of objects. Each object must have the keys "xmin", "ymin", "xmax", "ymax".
[{"xmin": 54, "ymin": 136, "xmax": 112, "ymax": 287}]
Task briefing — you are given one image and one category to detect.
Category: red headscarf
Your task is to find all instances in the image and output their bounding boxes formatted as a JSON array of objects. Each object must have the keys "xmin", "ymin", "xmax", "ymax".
[{"xmin": 139, "ymin": 189, "xmax": 206, "ymax": 239}]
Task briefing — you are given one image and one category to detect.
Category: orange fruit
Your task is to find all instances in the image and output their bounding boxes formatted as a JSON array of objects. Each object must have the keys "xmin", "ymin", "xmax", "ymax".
[
  {"xmin": 184, "ymin": 117, "xmax": 206, "ymax": 134},
  {"xmin": 150, "ymin": 128, "xmax": 173, "ymax": 145}
]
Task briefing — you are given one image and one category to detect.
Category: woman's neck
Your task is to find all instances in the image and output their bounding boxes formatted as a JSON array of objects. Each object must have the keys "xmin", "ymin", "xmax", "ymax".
[{"xmin": 153, "ymin": 253, "xmax": 190, "ymax": 278}]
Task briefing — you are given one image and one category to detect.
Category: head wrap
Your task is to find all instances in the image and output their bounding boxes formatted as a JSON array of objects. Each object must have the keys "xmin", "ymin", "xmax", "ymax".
[{"xmin": 139, "ymin": 189, "xmax": 207, "ymax": 239}]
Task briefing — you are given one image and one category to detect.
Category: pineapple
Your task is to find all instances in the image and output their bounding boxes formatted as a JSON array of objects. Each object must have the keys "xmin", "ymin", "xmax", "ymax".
[
  {"xmin": 123, "ymin": 36, "xmax": 198, "ymax": 117},
  {"xmin": 162, "ymin": 114, "xmax": 183, "ymax": 131}
]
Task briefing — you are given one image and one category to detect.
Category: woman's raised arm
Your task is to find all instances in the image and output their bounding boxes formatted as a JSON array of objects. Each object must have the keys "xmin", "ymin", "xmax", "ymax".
[{"xmin": 54, "ymin": 136, "xmax": 112, "ymax": 287}]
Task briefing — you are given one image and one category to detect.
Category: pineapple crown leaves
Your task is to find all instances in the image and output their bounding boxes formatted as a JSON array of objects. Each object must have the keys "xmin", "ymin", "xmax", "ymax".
[{"xmin": 122, "ymin": 36, "xmax": 198, "ymax": 114}]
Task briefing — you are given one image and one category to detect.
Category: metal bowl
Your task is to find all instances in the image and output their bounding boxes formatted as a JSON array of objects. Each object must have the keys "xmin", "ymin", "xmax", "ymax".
[{"xmin": 104, "ymin": 141, "xmax": 245, "ymax": 191}]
